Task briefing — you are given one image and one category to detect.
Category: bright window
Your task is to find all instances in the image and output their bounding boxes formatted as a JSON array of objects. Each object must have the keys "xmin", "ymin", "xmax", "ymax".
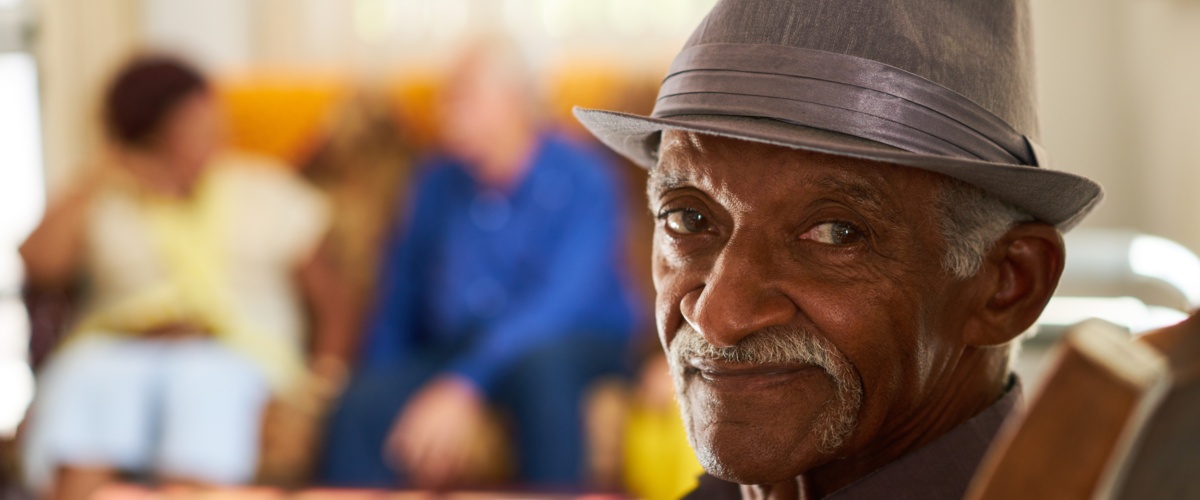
[{"xmin": 0, "ymin": 50, "xmax": 44, "ymax": 437}]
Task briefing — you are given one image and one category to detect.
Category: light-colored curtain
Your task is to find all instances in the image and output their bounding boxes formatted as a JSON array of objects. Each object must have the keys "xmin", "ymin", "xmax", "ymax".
[{"xmin": 34, "ymin": 0, "xmax": 141, "ymax": 194}]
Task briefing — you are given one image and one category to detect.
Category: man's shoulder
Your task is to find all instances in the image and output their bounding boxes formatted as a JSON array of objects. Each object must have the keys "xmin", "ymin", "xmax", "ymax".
[{"xmin": 208, "ymin": 151, "xmax": 327, "ymax": 210}]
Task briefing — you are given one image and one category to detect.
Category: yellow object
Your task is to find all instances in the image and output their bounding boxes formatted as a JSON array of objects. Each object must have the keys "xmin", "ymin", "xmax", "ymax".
[
  {"xmin": 210, "ymin": 63, "xmax": 659, "ymax": 163},
  {"xmin": 622, "ymin": 400, "xmax": 705, "ymax": 500},
  {"xmin": 217, "ymin": 74, "xmax": 348, "ymax": 165}
]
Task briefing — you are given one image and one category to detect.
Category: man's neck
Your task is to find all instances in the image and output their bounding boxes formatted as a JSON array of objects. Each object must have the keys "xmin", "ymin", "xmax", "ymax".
[
  {"xmin": 475, "ymin": 126, "xmax": 538, "ymax": 191},
  {"xmin": 742, "ymin": 478, "xmax": 802, "ymax": 500}
]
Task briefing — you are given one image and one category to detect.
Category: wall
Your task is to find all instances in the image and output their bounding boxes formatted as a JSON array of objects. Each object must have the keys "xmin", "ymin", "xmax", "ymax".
[
  {"xmin": 35, "ymin": 0, "xmax": 140, "ymax": 194},
  {"xmin": 32, "ymin": 0, "xmax": 712, "ymax": 190},
  {"xmin": 1033, "ymin": 0, "xmax": 1200, "ymax": 253},
  {"xmin": 1123, "ymin": 0, "xmax": 1200, "ymax": 253},
  {"xmin": 141, "ymin": 0, "xmax": 253, "ymax": 70}
]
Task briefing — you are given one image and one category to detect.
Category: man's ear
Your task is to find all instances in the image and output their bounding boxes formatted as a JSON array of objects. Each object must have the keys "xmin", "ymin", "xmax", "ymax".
[{"xmin": 963, "ymin": 222, "xmax": 1065, "ymax": 346}]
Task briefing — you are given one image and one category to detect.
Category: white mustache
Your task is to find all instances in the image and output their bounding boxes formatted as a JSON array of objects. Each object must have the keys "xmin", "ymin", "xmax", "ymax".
[
  {"xmin": 668, "ymin": 322, "xmax": 841, "ymax": 368},
  {"xmin": 667, "ymin": 322, "xmax": 864, "ymax": 454}
]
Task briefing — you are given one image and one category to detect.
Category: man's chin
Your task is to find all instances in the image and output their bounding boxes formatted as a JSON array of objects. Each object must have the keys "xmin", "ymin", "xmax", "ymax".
[
  {"xmin": 683, "ymin": 406, "xmax": 838, "ymax": 486},
  {"xmin": 668, "ymin": 323, "xmax": 865, "ymax": 485},
  {"xmin": 692, "ymin": 433, "xmax": 828, "ymax": 486},
  {"xmin": 678, "ymin": 381, "xmax": 855, "ymax": 485}
]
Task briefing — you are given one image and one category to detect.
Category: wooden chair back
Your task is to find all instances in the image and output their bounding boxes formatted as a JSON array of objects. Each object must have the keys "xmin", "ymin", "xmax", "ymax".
[{"xmin": 965, "ymin": 320, "xmax": 1172, "ymax": 499}]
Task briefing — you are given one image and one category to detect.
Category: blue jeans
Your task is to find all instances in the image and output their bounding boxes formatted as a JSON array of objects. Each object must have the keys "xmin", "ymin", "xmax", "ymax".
[{"xmin": 318, "ymin": 334, "xmax": 629, "ymax": 489}]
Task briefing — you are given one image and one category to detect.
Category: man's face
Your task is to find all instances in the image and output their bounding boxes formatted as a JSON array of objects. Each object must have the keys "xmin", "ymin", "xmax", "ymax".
[
  {"xmin": 437, "ymin": 52, "xmax": 527, "ymax": 182},
  {"xmin": 651, "ymin": 131, "xmax": 976, "ymax": 484}
]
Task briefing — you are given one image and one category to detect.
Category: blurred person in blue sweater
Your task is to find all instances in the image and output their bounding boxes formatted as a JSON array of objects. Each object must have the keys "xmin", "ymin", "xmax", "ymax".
[{"xmin": 319, "ymin": 37, "xmax": 641, "ymax": 489}]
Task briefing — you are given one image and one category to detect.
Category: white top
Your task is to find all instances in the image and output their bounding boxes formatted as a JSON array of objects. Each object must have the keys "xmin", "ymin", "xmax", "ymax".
[{"xmin": 77, "ymin": 152, "xmax": 330, "ymax": 386}]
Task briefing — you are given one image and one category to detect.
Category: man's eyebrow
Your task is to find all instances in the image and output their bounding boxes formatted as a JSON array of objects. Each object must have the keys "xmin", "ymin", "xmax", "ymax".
[
  {"xmin": 813, "ymin": 174, "xmax": 889, "ymax": 214},
  {"xmin": 645, "ymin": 159, "xmax": 892, "ymax": 214},
  {"xmin": 646, "ymin": 170, "xmax": 688, "ymax": 199}
]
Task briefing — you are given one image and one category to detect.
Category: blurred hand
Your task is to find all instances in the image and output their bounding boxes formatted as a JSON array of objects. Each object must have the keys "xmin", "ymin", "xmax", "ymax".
[{"xmin": 386, "ymin": 375, "xmax": 486, "ymax": 488}]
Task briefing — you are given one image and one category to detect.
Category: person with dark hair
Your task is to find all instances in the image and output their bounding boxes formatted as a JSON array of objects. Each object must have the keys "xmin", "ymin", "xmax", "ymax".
[
  {"xmin": 103, "ymin": 56, "xmax": 209, "ymax": 147},
  {"xmin": 18, "ymin": 54, "xmax": 351, "ymax": 500}
]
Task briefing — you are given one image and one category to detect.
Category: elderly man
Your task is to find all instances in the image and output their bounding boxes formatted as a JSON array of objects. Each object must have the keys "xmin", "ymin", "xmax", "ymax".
[
  {"xmin": 320, "ymin": 38, "xmax": 639, "ymax": 489},
  {"xmin": 576, "ymin": 0, "xmax": 1103, "ymax": 498}
]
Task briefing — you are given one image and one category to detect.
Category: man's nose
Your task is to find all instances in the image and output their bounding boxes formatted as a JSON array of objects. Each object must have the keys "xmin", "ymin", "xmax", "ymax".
[{"xmin": 680, "ymin": 235, "xmax": 798, "ymax": 348}]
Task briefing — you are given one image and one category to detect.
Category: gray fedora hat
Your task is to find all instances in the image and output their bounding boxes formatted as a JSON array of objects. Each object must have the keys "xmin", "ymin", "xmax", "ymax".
[{"xmin": 575, "ymin": 0, "xmax": 1103, "ymax": 230}]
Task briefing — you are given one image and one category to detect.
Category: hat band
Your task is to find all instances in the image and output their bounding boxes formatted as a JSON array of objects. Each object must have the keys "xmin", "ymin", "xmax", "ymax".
[{"xmin": 653, "ymin": 43, "xmax": 1041, "ymax": 166}]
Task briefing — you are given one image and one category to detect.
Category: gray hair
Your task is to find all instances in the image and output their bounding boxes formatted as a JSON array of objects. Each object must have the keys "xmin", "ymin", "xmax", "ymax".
[
  {"xmin": 936, "ymin": 180, "xmax": 1042, "ymax": 359},
  {"xmin": 935, "ymin": 179, "xmax": 1034, "ymax": 279}
]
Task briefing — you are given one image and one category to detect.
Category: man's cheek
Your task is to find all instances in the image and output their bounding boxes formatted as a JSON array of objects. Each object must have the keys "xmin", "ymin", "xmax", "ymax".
[
  {"xmin": 650, "ymin": 242, "xmax": 675, "ymax": 303},
  {"xmin": 652, "ymin": 254, "xmax": 691, "ymax": 350}
]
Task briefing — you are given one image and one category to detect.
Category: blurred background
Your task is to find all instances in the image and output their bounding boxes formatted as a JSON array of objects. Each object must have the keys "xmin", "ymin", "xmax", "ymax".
[{"xmin": 0, "ymin": 0, "xmax": 1198, "ymax": 498}]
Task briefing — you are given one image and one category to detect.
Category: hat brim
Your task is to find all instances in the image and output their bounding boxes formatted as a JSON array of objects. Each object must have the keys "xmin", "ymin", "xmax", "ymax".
[{"xmin": 574, "ymin": 107, "xmax": 1103, "ymax": 231}]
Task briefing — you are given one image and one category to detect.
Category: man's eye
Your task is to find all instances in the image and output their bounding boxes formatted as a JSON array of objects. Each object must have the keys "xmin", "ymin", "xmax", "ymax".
[
  {"xmin": 802, "ymin": 221, "xmax": 865, "ymax": 245},
  {"xmin": 662, "ymin": 209, "xmax": 710, "ymax": 235}
]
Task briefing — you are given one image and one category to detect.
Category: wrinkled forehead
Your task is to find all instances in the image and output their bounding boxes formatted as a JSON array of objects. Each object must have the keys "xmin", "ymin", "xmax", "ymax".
[{"xmin": 649, "ymin": 130, "xmax": 945, "ymax": 211}]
